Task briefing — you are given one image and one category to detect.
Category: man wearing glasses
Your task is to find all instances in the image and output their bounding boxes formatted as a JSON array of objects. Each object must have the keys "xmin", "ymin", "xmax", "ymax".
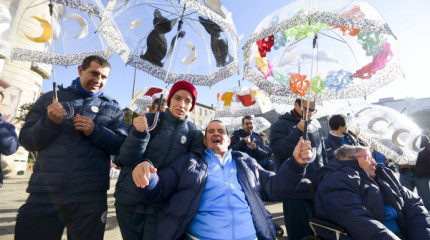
[
  {"xmin": 270, "ymin": 98, "xmax": 328, "ymax": 240},
  {"xmin": 315, "ymin": 145, "xmax": 430, "ymax": 239}
]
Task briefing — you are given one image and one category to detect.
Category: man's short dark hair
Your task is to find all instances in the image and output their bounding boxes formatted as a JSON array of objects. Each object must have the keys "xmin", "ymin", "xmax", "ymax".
[
  {"xmin": 205, "ymin": 120, "xmax": 228, "ymax": 136},
  {"xmin": 151, "ymin": 98, "xmax": 167, "ymax": 110},
  {"xmin": 329, "ymin": 114, "xmax": 346, "ymax": 131},
  {"xmin": 81, "ymin": 55, "xmax": 111, "ymax": 70},
  {"xmin": 295, "ymin": 98, "xmax": 302, "ymax": 106},
  {"xmin": 242, "ymin": 115, "xmax": 252, "ymax": 125}
]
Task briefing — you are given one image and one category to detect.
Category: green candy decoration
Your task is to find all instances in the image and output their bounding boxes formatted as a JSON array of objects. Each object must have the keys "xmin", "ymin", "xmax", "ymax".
[
  {"xmin": 357, "ymin": 31, "xmax": 385, "ymax": 57},
  {"xmin": 273, "ymin": 68, "xmax": 290, "ymax": 87},
  {"xmin": 310, "ymin": 74, "xmax": 325, "ymax": 94}
]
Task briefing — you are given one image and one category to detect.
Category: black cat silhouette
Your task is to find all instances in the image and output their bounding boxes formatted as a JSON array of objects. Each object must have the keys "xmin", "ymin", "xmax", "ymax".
[
  {"xmin": 198, "ymin": 16, "xmax": 232, "ymax": 67},
  {"xmin": 141, "ymin": 9, "xmax": 177, "ymax": 67}
]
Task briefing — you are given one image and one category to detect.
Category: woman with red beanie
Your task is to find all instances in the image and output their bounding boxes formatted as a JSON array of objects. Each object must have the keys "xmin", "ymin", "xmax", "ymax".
[{"xmin": 114, "ymin": 80, "xmax": 204, "ymax": 240}]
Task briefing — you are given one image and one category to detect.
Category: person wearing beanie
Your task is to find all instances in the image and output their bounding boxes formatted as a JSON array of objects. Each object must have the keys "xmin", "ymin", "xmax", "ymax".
[{"xmin": 114, "ymin": 80, "xmax": 204, "ymax": 240}]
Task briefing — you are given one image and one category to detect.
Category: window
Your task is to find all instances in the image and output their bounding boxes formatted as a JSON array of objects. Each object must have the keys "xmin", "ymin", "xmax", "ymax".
[
  {"xmin": 199, "ymin": 108, "xmax": 202, "ymax": 115},
  {"xmin": 204, "ymin": 110, "xmax": 207, "ymax": 116}
]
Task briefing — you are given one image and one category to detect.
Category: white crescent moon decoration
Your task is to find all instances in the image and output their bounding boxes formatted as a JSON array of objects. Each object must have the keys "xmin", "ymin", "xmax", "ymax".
[
  {"xmin": 182, "ymin": 41, "xmax": 197, "ymax": 65},
  {"xmin": 128, "ymin": 20, "xmax": 143, "ymax": 30},
  {"xmin": 204, "ymin": 0, "xmax": 226, "ymax": 18},
  {"xmin": 64, "ymin": 13, "xmax": 88, "ymax": 39},
  {"xmin": 367, "ymin": 117, "xmax": 389, "ymax": 133},
  {"xmin": 392, "ymin": 129, "xmax": 409, "ymax": 148},
  {"xmin": 412, "ymin": 136, "xmax": 425, "ymax": 152}
]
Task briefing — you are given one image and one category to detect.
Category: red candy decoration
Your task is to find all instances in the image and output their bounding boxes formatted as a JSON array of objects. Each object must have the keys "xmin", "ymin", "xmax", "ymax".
[
  {"xmin": 256, "ymin": 35, "xmax": 275, "ymax": 57},
  {"xmin": 353, "ymin": 63, "xmax": 376, "ymax": 79}
]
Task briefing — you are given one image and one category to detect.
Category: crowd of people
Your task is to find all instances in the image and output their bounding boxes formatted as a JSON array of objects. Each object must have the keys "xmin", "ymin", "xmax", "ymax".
[{"xmin": 3, "ymin": 56, "xmax": 430, "ymax": 239}]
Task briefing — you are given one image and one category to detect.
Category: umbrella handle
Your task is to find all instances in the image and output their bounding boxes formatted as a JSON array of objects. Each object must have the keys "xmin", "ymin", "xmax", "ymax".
[
  {"xmin": 147, "ymin": 93, "xmax": 164, "ymax": 132},
  {"xmin": 303, "ymin": 120, "xmax": 308, "ymax": 140},
  {"xmin": 53, "ymin": 82, "xmax": 57, "ymax": 100}
]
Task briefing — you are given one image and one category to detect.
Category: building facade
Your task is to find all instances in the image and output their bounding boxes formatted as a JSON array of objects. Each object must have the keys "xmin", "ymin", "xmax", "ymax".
[
  {"xmin": 0, "ymin": 0, "xmax": 52, "ymax": 176},
  {"xmin": 187, "ymin": 103, "xmax": 216, "ymax": 131}
]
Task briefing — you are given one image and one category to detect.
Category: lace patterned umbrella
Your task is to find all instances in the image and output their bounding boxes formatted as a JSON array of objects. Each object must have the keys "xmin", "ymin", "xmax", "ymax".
[
  {"xmin": 243, "ymin": 0, "xmax": 403, "ymax": 105},
  {"xmin": 337, "ymin": 102, "xmax": 423, "ymax": 165},
  {"xmin": 98, "ymin": 0, "xmax": 239, "ymax": 87},
  {"xmin": 0, "ymin": 0, "xmax": 113, "ymax": 66},
  {"xmin": 215, "ymin": 85, "xmax": 273, "ymax": 118}
]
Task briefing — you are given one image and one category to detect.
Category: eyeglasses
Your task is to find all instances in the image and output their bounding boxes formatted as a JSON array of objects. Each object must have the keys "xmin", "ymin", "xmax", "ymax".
[
  {"xmin": 353, "ymin": 154, "xmax": 374, "ymax": 161},
  {"xmin": 302, "ymin": 108, "xmax": 317, "ymax": 114}
]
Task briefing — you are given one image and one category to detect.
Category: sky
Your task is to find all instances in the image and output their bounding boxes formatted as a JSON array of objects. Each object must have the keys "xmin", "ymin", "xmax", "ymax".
[{"xmin": 41, "ymin": 0, "xmax": 430, "ymax": 111}]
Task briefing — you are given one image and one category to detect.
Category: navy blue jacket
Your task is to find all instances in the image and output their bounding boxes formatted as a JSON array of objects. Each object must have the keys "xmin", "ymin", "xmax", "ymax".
[
  {"xmin": 139, "ymin": 150, "xmax": 306, "ymax": 240},
  {"xmin": 114, "ymin": 109, "xmax": 204, "ymax": 205},
  {"xmin": 324, "ymin": 132, "xmax": 357, "ymax": 162},
  {"xmin": 0, "ymin": 113, "xmax": 19, "ymax": 163},
  {"xmin": 270, "ymin": 111, "xmax": 327, "ymax": 198},
  {"xmin": 19, "ymin": 84, "xmax": 127, "ymax": 203},
  {"xmin": 316, "ymin": 159, "xmax": 430, "ymax": 240},
  {"xmin": 415, "ymin": 136, "xmax": 430, "ymax": 177},
  {"xmin": 230, "ymin": 129, "xmax": 269, "ymax": 162}
]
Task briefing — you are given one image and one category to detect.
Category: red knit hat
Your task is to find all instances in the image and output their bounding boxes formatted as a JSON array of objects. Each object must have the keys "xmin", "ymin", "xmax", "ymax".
[{"xmin": 167, "ymin": 81, "xmax": 198, "ymax": 111}]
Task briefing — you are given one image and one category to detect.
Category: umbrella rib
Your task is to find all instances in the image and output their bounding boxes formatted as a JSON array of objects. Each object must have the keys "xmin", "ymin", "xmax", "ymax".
[{"xmin": 321, "ymin": 30, "xmax": 360, "ymax": 67}]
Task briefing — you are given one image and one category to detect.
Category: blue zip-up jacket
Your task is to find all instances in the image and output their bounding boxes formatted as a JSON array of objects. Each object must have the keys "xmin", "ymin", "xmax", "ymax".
[
  {"xmin": 324, "ymin": 132, "xmax": 357, "ymax": 162},
  {"xmin": 137, "ymin": 150, "xmax": 307, "ymax": 239},
  {"xmin": 315, "ymin": 159, "xmax": 430, "ymax": 240},
  {"xmin": 0, "ymin": 113, "xmax": 19, "ymax": 156},
  {"xmin": 114, "ymin": 109, "xmax": 204, "ymax": 206},
  {"xmin": 270, "ymin": 111, "xmax": 327, "ymax": 198},
  {"xmin": 230, "ymin": 129, "xmax": 269, "ymax": 162},
  {"xmin": 19, "ymin": 84, "xmax": 127, "ymax": 203}
]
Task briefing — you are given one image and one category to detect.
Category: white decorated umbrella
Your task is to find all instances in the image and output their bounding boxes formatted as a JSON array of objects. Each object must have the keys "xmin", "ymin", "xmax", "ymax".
[
  {"xmin": 0, "ymin": 78, "xmax": 22, "ymax": 123},
  {"xmin": 243, "ymin": 0, "xmax": 403, "ymax": 105},
  {"xmin": 215, "ymin": 85, "xmax": 273, "ymax": 118},
  {"xmin": 126, "ymin": 86, "xmax": 168, "ymax": 115},
  {"xmin": 0, "ymin": 0, "xmax": 113, "ymax": 66},
  {"xmin": 99, "ymin": 0, "xmax": 239, "ymax": 87},
  {"xmin": 337, "ymin": 103, "xmax": 423, "ymax": 165}
]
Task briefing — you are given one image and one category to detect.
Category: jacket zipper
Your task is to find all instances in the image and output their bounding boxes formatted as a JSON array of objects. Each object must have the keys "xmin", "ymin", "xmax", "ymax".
[{"xmin": 237, "ymin": 156, "xmax": 276, "ymax": 239}]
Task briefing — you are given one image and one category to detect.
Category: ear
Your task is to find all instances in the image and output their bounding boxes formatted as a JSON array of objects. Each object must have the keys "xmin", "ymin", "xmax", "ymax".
[
  {"xmin": 78, "ymin": 65, "xmax": 83, "ymax": 76},
  {"xmin": 154, "ymin": 9, "xmax": 161, "ymax": 19}
]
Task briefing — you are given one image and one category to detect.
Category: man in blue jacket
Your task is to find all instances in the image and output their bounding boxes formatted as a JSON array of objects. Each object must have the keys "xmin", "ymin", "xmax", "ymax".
[
  {"xmin": 131, "ymin": 120, "xmax": 312, "ymax": 240},
  {"xmin": 324, "ymin": 114, "xmax": 357, "ymax": 162},
  {"xmin": 316, "ymin": 145, "xmax": 430, "ymax": 240},
  {"xmin": 0, "ymin": 91, "xmax": 19, "ymax": 188},
  {"xmin": 15, "ymin": 56, "xmax": 128, "ymax": 240},
  {"xmin": 269, "ymin": 98, "xmax": 327, "ymax": 240},
  {"xmin": 230, "ymin": 115, "xmax": 270, "ymax": 169}
]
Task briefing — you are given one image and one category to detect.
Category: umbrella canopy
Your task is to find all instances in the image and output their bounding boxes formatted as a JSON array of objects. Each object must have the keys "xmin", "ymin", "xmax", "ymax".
[
  {"xmin": 337, "ymin": 103, "xmax": 423, "ymax": 165},
  {"xmin": 99, "ymin": 0, "xmax": 239, "ymax": 86},
  {"xmin": 0, "ymin": 0, "xmax": 113, "ymax": 66},
  {"xmin": 0, "ymin": 78, "xmax": 22, "ymax": 122},
  {"xmin": 126, "ymin": 86, "xmax": 168, "ymax": 115},
  {"xmin": 243, "ymin": 0, "xmax": 403, "ymax": 104},
  {"xmin": 217, "ymin": 116, "xmax": 271, "ymax": 135},
  {"xmin": 215, "ymin": 85, "xmax": 273, "ymax": 118}
]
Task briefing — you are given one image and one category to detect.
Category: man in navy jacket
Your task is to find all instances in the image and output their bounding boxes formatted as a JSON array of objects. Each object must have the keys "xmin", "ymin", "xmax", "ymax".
[
  {"xmin": 15, "ymin": 56, "xmax": 128, "ymax": 240},
  {"xmin": 324, "ymin": 114, "xmax": 357, "ymax": 162},
  {"xmin": 270, "ymin": 98, "xmax": 327, "ymax": 240},
  {"xmin": 131, "ymin": 120, "xmax": 312, "ymax": 239},
  {"xmin": 230, "ymin": 115, "xmax": 270, "ymax": 168},
  {"xmin": 316, "ymin": 145, "xmax": 430, "ymax": 240}
]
